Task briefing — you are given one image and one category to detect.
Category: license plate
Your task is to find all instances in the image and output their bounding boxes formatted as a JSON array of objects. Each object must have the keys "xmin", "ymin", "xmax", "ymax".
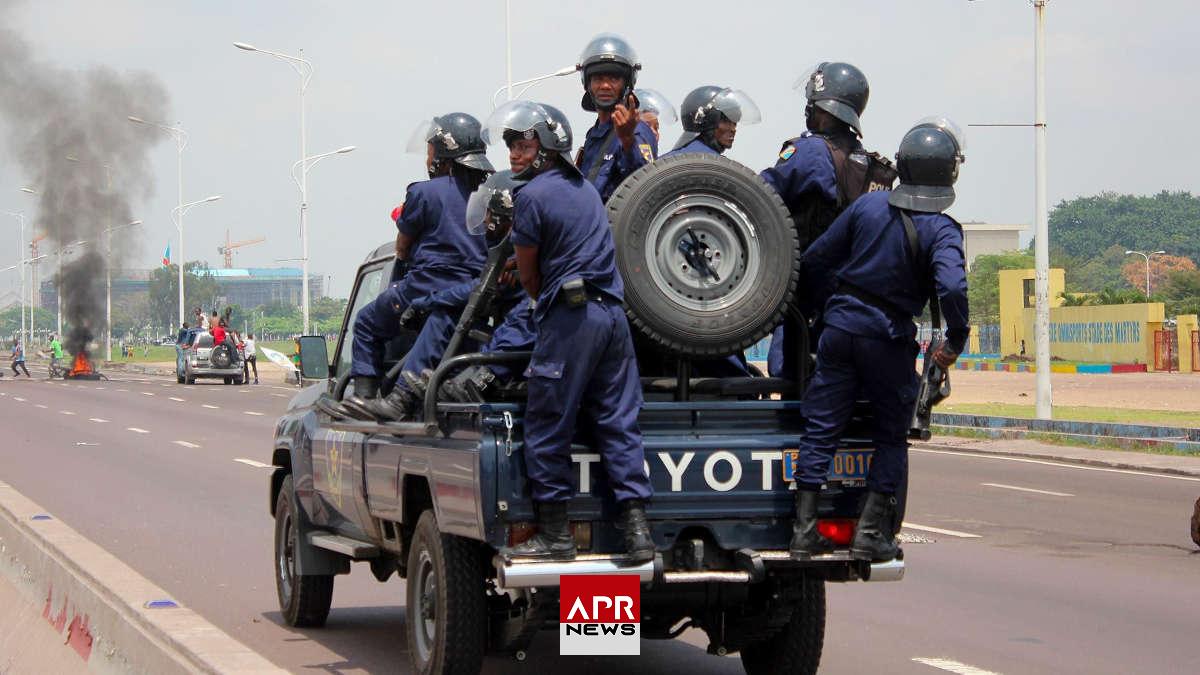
[{"xmin": 782, "ymin": 449, "xmax": 873, "ymax": 482}]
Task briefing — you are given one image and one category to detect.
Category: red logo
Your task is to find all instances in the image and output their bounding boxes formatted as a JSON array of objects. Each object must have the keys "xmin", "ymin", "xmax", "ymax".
[{"xmin": 559, "ymin": 575, "xmax": 640, "ymax": 655}]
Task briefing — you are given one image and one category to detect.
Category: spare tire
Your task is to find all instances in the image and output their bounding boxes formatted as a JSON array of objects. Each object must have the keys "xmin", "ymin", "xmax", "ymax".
[
  {"xmin": 210, "ymin": 344, "xmax": 233, "ymax": 368},
  {"xmin": 607, "ymin": 153, "xmax": 798, "ymax": 356}
]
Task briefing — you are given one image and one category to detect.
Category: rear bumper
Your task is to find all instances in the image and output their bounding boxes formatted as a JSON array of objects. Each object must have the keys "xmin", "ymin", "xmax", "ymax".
[{"xmin": 186, "ymin": 365, "xmax": 242, "ymax": 378}]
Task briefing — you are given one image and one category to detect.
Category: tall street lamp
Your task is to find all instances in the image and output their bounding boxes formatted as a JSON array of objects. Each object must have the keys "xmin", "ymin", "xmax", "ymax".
[
  {"xmin": 128, "ymin": 116, "xmax": 188, "ymax": 327},
  {"xmin": 99, "ymin": 219, "xmax": 143, "ymax": 360},
  {"xmin": 171, "ymin": 196, "xmax": 222, "ymax": 323},
  {"xmin": 290, "ymin": 145, "xmax": 355, "ymax": 331},
  {"xmin": 1, "ymin": 209, "xmax": 27, "ymax": 350},
  {"xmin": 18, "ymin": 186, "xmax": 67, "ymax": 337},
  {"xmin": 234, "ymin": 41, "xmax": 321, "ymax": 333},
  {"xmin": 1125, "ymin": 249, "xmax": 1167, "ymax": 298}
]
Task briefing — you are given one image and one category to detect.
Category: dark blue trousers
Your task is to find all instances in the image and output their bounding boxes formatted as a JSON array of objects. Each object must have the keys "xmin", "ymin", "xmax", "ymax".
[
  {"xmin": 350, "ymin": 269, "xmax": 466, "ymax": 379},
  {"xmin": 523, "ymin": 298, "xmax": 652, "ymax": 503},
  {"xmin": 795, "ymin": 326, "xmax": 918, "ymax": 493},
  {"xmin": 397, "ymin": 308, "xmax": 459, "ymax": 388}
]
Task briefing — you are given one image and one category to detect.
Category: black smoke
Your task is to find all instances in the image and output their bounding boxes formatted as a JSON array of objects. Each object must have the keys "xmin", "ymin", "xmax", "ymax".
[{"xmin": 0, "ymin": 1, "xmax": 170, "ymax": 355}]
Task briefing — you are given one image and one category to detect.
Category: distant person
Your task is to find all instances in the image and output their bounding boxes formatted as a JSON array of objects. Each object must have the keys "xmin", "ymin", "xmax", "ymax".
[
  {"xmin": 195, "ymin": 307, "xmax": 209, "ymax": 330},
  {"xmin": 243, "ymin": 333, "xmax": 259, "ymax": 384},
  {"xmin": 177, "ymin": 322, "xmax": 189, "ymax": 345},
  {"xmin": 210, "ymin": 311, "xmax": 220, "ymax": 332},
  {"xmin": 11, "ymin": 340, "xmax": 30, "ymax": 378},
  {"xmin": 48, "ymin": 333, "xmax": 63, "ymax": 372}
]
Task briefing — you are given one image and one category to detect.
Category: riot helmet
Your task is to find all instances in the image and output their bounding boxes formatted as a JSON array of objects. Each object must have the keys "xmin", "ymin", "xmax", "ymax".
[
  {"xmin": 794, "ymin": 62, "xmax": 869, "ymax": 137},
  {"xmin": 577, "ymin": 33, "xmax": 641, "ymax": 112},
  {"xmin": 673, "ymin": 86, "xmax": 762, "ymax": 152},
  {"xmin": 634, "ymin": 88, "xmax": 677, "ymax": 141},
  {"xmin": 483, "ymin": 100, "xmax": 578, "ymax": 179},
  {"xmin": 406, "ymin": 112, "xmax": 494, "ymax": 177},
  {"xmin": 888, "ymin": 116, "xmax": 966, "ymax": 213},
  {"xmin": 465, "ymin": 170, "xmax": 526, "ymax": 241}
]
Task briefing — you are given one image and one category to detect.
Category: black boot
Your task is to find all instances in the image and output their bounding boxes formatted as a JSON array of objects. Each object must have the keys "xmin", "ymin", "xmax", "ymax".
[
  {"xmin": 790, "ymin": 488, "xmax": 834, "ymax": 560},
  {"xmin": 617, "ymin": 499, "xmax": 655, "ymax": 564},
  {"xmin": 850, "ymin": 491, "xmax": 901, "ymax": 562},
  {"xmin": 505, "ymin": 501, "xmax": 576, "ymax": 561},
  {"xmin": 338, "ymin": 377, "xmax": 380, "ymax": 420}
]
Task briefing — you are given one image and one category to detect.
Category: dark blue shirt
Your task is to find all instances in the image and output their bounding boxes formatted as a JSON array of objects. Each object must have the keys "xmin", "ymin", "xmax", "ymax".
[
  {"xmin": 576, "ymin": 119, "xmax": 658, "ymax": 202},
  {"xmin": 660, "ymin": 137, "xmax": 719, "ymax": 159},
  {"xmin": 397, "ymin": 175, "xmax": 487, "ymax": 277},
  {"xmin": 510, "ymin": 167, "xmax": 623, "ymax": 321},
  {"xmin": 802, "ymin": 191, "xmax": 970, "ymax": 352},
  {"xmin": 759, "ymin": 133, "xmax": 839, "ymax": 214}
]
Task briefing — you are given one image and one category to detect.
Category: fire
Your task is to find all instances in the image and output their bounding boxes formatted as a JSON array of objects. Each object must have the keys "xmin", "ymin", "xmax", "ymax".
[{"xmin": 69, "ymin": 352, "xmax": 95, "ymax": 377}]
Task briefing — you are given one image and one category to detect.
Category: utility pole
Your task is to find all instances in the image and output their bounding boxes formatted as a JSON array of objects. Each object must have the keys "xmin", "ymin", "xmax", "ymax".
[{"xmin": 1032, "ymin": 0, "xmax": 1052, "ymax": 420}]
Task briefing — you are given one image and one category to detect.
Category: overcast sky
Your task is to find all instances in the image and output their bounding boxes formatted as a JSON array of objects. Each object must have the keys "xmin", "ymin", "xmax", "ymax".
[{"xmin": 2, "ymin": 0, "xmax": 1198, "ymax": 299}]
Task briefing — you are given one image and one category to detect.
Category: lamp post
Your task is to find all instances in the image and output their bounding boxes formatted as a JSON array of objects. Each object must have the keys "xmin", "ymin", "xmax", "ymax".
[
  {"xmin": 171, "ymin": 196, "xmax": 222, "ymax": 324},
  {"xmin": 491, "ymin": 65, "xmax": 578, "ymax": 109},
  {"xmin": 18, "ymin": 186, "xmax": 66, "ymax": 337},
  {"xmin": 289, "ymin": 145, "xmax": 355, "ymax": 332},
  {"xmin": 100, "ymin": 219, "xmax": 142, "ymax": 358},
  {"xmin": 1125, "ymin": 249, "xmax": 1166, "ymax": 298},
  {"xmin": 1, "ymin": 209, "xmax": 26, "ymax": 349},
  {"xmin": 234, "ymin": 41, "xmax": 319, "ymax": 333},
  {"xmin": 128, "ymin": 116, "xmax": 188, "ymax": 327}
]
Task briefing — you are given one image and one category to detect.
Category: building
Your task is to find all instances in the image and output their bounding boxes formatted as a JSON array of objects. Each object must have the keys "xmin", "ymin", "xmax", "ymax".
[
  {"xmin": 960, "ymin": 222, "xmax": 1028, "ymax": 270},
  {"xmin": 40, "ymin": 267, "xmax": 324, "ymax": 310}
]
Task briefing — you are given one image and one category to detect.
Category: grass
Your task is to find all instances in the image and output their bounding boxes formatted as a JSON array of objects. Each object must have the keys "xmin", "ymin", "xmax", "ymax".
[
  {"xmin": 932, "ymin": 425, "xmax": 1197, "ymax": 457},
  {"xmin": 98, "ymin": 340, "xmax": 298, "ymax": 364},
  {"xmin": 941, "ymin": 402, "xmax": 1200, "ymax": 428}
]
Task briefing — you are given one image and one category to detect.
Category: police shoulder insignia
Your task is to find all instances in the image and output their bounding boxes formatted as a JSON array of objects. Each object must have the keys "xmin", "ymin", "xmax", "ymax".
[
  {"xmin": 639, "ymin": 143, "xmax": 653, "ymax": 162},
  {"xmin": 779, "ymin": 144, "xmax": 796, "ymax": 161}
]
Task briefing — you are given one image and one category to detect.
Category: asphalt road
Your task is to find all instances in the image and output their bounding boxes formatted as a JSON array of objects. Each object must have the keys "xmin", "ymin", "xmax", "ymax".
[{"xmin": 1, "ymin": 372, "xmax": 1198, "ymax": 674}]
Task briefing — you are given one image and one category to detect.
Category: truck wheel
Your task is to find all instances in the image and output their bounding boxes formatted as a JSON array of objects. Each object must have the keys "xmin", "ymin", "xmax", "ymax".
[
  {"xmin": 405, "ymin": 510, "xmax": 486, "ymax": 675},
  {"xmin": 223, "ymin": 376, "xmax": 233, "ymax": 385},
  {"xmin": 607, "ymin": 153, "xmax": 799, "ymax": 356},
  {"xmin": 274, "ymin": 474, "xmax": 334, "ymax": 627},
  {"xmin": 740, "ymin": 577, "xmax": 825, "ymax": 675}
]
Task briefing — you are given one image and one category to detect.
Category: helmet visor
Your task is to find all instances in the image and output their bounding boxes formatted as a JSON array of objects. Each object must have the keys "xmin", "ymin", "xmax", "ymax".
[
  {"xmin": 914, "ymin": 115, "xmax": 967, "ymax": 161},
  {"xmin": 405, "ymin": 119, "xmax": 438, "ymax": 154},
  {"xmin": 792, "ymin": 62, "xmax": 827, "ymax": 95},
  {"xmin": 464, "ymin": 184, "xmax": 492, "ymax": 235},
  {"xmin": 712, "ymin": 89, "xmax": 762, "ymax": 125},
  {"xmin": 464, "ymin": 171, "xmax": 518, "ymax": 235},
  {"xmin": 634, "ymin": 88, "xmax": 678, "ymax": 125},
  {"xmin": 482, "ymin": 100, "xmax": 553, "ymax": 146}
]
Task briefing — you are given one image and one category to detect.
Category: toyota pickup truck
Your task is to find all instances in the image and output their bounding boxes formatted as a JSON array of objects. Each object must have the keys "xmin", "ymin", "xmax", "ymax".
[{"xmin": 270, "ymin": 229, "xmax": 907, "ymax": 675}]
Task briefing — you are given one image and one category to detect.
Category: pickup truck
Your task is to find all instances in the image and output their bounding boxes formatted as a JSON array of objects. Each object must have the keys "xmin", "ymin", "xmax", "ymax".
[{"xmin": 270, "ymin": 236, "xmax": 906, "ymax": 675}]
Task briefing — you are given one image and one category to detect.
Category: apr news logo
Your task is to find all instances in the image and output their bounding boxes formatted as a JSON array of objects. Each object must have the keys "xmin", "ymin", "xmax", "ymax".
[{"xmin": 559, "ymin": 575, "xmax": 640, "ymax": 656}]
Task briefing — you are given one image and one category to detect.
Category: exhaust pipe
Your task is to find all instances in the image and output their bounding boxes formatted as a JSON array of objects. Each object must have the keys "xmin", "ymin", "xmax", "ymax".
[
  {"xmin": 494, "ymin": 553, "xmax": 657, "ymax": 588},
  {"xmin": 862, "ymin": 558, "xmax": 905, "ymax": 582}
]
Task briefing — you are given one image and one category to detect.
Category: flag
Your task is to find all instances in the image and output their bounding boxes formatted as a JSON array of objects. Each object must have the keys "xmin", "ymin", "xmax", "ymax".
[{"xmin": 162, "ymin": 242, "xmax": 171, "ymax": 266}]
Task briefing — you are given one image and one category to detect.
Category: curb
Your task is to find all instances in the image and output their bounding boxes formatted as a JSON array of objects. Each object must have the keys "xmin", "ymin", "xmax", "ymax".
[
  {"xmin": 913, "ymin": 441, "xmax": 1200, "ymax": 479},
  {"xmin": 0, "ymin": 481, "xmax": 284, "ymax": 673}
]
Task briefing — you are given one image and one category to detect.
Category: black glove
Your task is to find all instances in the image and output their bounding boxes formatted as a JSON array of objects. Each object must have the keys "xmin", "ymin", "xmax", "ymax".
[{"xmin": 398, "ymin": 304, "xmax": 427, "ymax": 330}]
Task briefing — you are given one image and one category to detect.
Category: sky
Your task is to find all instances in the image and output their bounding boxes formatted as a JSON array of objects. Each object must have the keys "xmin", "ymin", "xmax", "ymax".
[{"xmin": 1, "ymin": 0, "xmax": 1198, "ymax": 299}]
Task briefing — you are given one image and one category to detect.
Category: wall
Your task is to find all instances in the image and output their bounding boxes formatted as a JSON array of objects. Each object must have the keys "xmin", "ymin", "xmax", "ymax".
[
  {"xmin": 1179, "ymin": 314, "xmax": 1199, "ymax": 373},
  {"xmin": 999, "ymin": 268, "xmax": 1065, "ymax": 356},
  {"xmin": 1020, "ymin": 302, "xmax": 1165, "ymax": 365}
]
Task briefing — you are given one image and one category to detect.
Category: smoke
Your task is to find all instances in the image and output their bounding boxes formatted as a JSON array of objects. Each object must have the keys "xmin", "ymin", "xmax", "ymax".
[{"xmin": 0, "ymin": 1, "xmax": 170, "ymax": 355}]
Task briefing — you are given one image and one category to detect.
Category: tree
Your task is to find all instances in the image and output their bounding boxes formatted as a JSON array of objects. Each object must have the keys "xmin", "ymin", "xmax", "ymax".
[
  {"xmin": 967, "ymin": 251, "xmax": 1034, "ymax": 324},
  {"xmin": 1160, "ymin": 269, "xmax": 1200, "ymax": 317},
  {"xmin": 1066, "ymin": 244, "xmax": 1132, "ymax": 294},
  {"xmin": 1120, "ymin": 254, "xmax": 1197, "ymax": 296},
  {"xmin": 148, "ymin": 261, "xmax": 223, "ymax": 333},
  {"xmin": 0, "ymin": 305, "xmax": 56, "ymax": 343},
  {"xmin": 112, "ymin": 295, "xmax": 154, "ymax": 339},
  {"xmin": 1048, "ymin": 191, "xmax": 1200, "ymax": 263}
]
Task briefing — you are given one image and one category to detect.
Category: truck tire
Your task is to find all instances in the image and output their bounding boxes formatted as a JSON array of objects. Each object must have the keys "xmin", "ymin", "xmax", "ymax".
[
  {"xmin": 274, "ymin": 474, "xmax": 334, "ymax": 627},
  {"xmin": 739, "ymin": 577, "xmax": 825, "ymax": 675},
  {"xmin": 405, "ymin": 510, "xmax": 486, "ymax": 675},
  {"xmin": 607, "ymin": 153, "xmax": 799, "ymax": 356},
  {"xmin": 210, "ymin": 344, "xmax": 233, "ymax": 368}
]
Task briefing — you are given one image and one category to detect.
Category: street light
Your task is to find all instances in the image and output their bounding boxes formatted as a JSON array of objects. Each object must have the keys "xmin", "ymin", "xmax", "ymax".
[
  {"xmin": 1, "ymin": 209, "xmax": 28, "ymax": 350},
  {"xmin": 97, "ymin": 219, "xmax": 143, "ymax": 361},
  {"xmin": 170, "ymin": 196, "xmax": 222, "ymax": 327},
  {"xmin": 1124, "ymin": 249, "xmax": 1167, "ymax": 298},
  {"xmin": 128, "ymin": 115, "xmax": 188, "ymax": 328},
  {"xmin": 490, "ymin": 65, "xmax": 578, "ymax": 109},
  {"xmin": 17, "ymin": 186, "xmax": 67, "ymax": 337}
]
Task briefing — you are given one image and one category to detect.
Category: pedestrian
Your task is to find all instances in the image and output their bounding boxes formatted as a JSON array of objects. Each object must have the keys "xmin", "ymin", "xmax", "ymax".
[
  {"xmin": 573, "ymin": 33, "xmax": 658, "ymax": 202},
  {"xmin": 195, "ymin": 307, "xmax": 209, "ymax": 331},
  {"xmin": 11, "ymin": 339, "xmax": 30, "ymax": 377},
  {"xmin": 48, "ymin": 333, "xmax": 63, "ymax": 373},
  {"xmin": 485, "ymin": 100, "xmax": 654, "ymax": 563},
  {"xmin": 788, "ymin": 117, "xmax": 969, "ymax": 563},
  {"xmin": 243, "ymin": 333, "xmax": 259, "ymax": 384}
]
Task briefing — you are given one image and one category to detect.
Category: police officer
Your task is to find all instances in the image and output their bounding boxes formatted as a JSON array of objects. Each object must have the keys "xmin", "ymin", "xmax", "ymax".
[
  {"xmin": 761, "ymin": 62, "xmax": 897, "ymax": 378},
  {"xmin": 634, "ymin": 88, "xmax": 676, "ymax": 144},
  {"xmin": 789, "ymin": 117, "xmax": 969, "ymax": 563},
  {"xmin": 484, "ymin": 100, "xmax": 654, "ymax": 562},
  {"xmin": 574, "ymin": 33, "xmax": 658, "ymax": 202},
  {"xmin": 341, "ymin": 113, "xmax": 493, "ymax": 420},
  {"xmin": 664, "ymin": 86, "xmax": 761, "ymax": 157}
]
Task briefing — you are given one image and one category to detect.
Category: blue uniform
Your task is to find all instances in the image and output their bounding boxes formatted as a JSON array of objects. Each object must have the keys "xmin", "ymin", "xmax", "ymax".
[
  {"xmin": 351, "ymin": 175, "xmax": 487, "ymax": 379},
  {"xmin": 511, "ymin": 167, "xmax": 651, "ymax": 503},
  {"xmin": 661, "ymin": 137, "xmax": 718, "ymax": 158},
  {"xmin": 577, "ymin": 119, "xmax": 658, "ymax": 202},
  {"xmin": 794, "ymin": 191, "xmax": 969, "ymax": 494},
  {"xmin": 760, "ymin": 133, "xmax": 843, "ymax": 378}
]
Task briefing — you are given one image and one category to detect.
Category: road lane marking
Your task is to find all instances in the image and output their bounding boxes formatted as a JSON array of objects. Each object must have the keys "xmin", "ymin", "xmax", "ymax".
[
  {"xmin": 13, "ymin": 397, "xmax": 26, "ymax": 402},
  {"xmin": 202, "ymin": 404, "xmax": 219, "ymax": 409},
  {"xmin": 75, "ymin": 442, "xmax": 98, "ymax": 447},
  {"xmin": 116, "ymin": 388, "xmax": 129, "ymax": 392},
  {"xmin": 913, "ymin": 447, "xmax": 1200, "ymax": 483},
  {"xmin": 141, "ymin": 392, "xmax": 155, "ymax": 396},
  {"xmin": 271, "ymin": 393, "xmax": 288, "ymax": 398},
  {"xmin": 93, "ymin": 386, "xmax": 106, "ymax": 390},
  {"xmin": 126, "ymin": 427, "xmax": 150, "ymax": 434},
  {"xmin": 243, "ymin": 411, "xmax": 264, "ymax": 416},
  {"xmin": 60, "ymin": 410, "xmax": 75, "ymax": 415},
  {"xmin": 89, "ymin": 418, "xmax": 109, "ymax": 423},
  {"xmin": 169, "ymin": 397, "xmax": 185, "ymax": 402},
  {"xmin": 981, "ymin": 482, "xmax": 1073, "ymax": 497},
  {"xmin": 173, "ymin": 441, "xmax": 201, "ymax": 448},
  {"xmin": 902, "ymin": 522, "xmax": 982, "ymax": 539},
  {"xmin": 913, "ymin": 658, "xmax": 1000, "ymax": 675},
  {"xmin": 234, "ymin": 458, "xmax": 274, "ymax": 469},
  {"xmin": 35, "ymin": 404, "xmax": 48, "ymax": 409}
]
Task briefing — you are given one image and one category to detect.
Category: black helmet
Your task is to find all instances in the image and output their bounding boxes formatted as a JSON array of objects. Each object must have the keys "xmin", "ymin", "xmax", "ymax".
[
  {"xmin": 577, "ymin": 33, "xmax": 641, "ymax": 112},
  {"xmin": 888, "ymin": 116, "xmax": 966, "ymax": 213},
  {"xmin": 483, "ymin": 100, "xmax": 579, "ymax": 179},
  {"xmin": 673, "ymin": 86, "xmax": 762, "ymax": 151},
  {"xmin": 406, "ymin": 112, "xmax": 494, "ymax": 175},
  {"xmin": 465, "ymin": 170, "xmax": 526, "ymax": 239},
  {"xmin": 795, "ymin": 62, "xmax": 869, "ymax": 137}
]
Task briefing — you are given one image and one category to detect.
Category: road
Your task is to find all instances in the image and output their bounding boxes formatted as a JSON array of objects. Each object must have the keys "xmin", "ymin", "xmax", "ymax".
[{"xmin": 1, "ymin": 372, "xmax": 1198, "ymax": 674}]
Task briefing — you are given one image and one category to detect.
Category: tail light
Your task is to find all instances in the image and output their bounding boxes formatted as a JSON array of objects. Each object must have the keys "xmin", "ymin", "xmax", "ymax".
[
  {"xmin": 817, "ymin": 519, "xmax": 857, "ymax": 546},
  {"xmin": 507, "ymin": 521, "xmax": 592, "ymax": 551}
]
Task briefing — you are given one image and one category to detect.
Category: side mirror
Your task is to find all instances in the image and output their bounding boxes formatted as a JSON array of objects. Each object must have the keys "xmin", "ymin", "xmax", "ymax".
[{"xmin": 298, "ymin": 335, "xmax": 330, "ymax": 380}]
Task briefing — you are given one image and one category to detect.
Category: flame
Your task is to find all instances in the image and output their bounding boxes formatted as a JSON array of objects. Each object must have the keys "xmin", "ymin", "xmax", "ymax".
[{"xmin": 69, "ymin": 352, "xmax": 94, "ymax": 377}]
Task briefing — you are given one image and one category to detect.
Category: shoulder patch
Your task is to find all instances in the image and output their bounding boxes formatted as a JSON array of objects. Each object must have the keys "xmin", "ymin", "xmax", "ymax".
[
  {"xmin": 639, "ymin": 143, "xmax": 654, "ymax": 162},
  {"xmin": 779, "ymin": 144, "xmax": 796, "ymax": 161}
]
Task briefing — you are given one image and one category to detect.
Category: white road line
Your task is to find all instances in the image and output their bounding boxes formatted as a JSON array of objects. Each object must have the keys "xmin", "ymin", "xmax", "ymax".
[
  {"xmin": 141, "ymin": 392, "xmax": 155, "ymax": 396},
  {"xmin": 902, "ymin": 522, "xmax": 982, "ymax": 539},
  {"xmin": 202, "ymin": 404, "xmax": 219, "ymax": 409},
  {"xmin": 13, "ymin": 397, "xmax": 26, "ymax": 402},
  {"xmin": 271, "ymin": 393, "xmax": 288, "ymax": 398},
  {"xmin": 93, "ymin": 386, "xmax": 106, "ymax": 390},
  {"xmin": 913, "ymin": 447, "xmax": 1200, "ymax": 483},
  {"xmin": 172, "ymin": 441, "xmax": 201, "ymax": 449},
  {"xmin": 243, "ymin": 411, "xmax": 264, "ymax": 416},
  {"xmin": 59, "ymin": 410, "xmax": 75, "ymax": 415},
  {"xmin": 89, "ymin": 418, "xmax": 108, "ymax": 423},
  {"xmin": 169, "ymin": 397, "xmax": 185, "ymax": 402},
  {"xmin": 913, "ymin": 657, "xmax": 1000, "ymax": 675},
  {"xmin": 116, "ymin": 388, "xmax": 129, "ymax": 392},
  {"xmin": 981, "ymin": 482, "xmax": 1073, "ymax": 497},
  {"xmin": 234, "ymin": 458, "xmax": 274, "ymax": 469},
  {"xmin": 35, "ymin": 404, "xmax": 48, "ymax": 409},
  {"xmin": 126, "ymin": 427, "xmax": 150, "ymax": 434}
]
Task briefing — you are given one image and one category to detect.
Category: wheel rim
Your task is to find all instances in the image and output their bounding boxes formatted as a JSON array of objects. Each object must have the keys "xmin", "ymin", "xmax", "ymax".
[
  {"xmin": 642, "ymin": 193, "xmax": 761, "ymax": 313},
  {"xmin": 276, "ymin": 510, "xmax": 296, "ymax": 607},
  {"xmin": 412, "ymin": 549, "xmax": 438, "ymax": 663}
]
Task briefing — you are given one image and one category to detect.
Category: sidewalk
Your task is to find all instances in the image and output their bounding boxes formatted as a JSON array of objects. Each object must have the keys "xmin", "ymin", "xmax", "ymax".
[{"xmin": 915, "ymin": 435, "xmax": 1200, "ymax": 478}]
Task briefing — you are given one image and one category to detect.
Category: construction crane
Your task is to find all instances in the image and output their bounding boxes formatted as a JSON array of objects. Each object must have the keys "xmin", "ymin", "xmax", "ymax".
[{"xmin": 217, "ymin": 230, "xmax": 266, "ymax": 268}]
